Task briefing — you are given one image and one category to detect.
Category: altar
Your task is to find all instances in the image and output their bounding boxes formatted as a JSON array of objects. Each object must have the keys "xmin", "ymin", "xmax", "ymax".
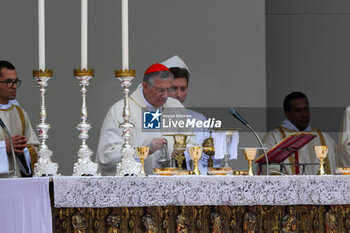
[{"xmin": 51, "ymin": 175, "xmax": 350, "ymax": 232}]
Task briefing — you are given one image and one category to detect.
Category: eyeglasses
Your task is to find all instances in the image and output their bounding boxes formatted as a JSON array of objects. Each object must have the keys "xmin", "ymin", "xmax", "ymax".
[
  {"xmin": 0, "ymin": 79, "xmax": 22, "ymax": 88},
  {"xmin": 155, "ymin": 87, "xmax": 175, "ymax": 94}
]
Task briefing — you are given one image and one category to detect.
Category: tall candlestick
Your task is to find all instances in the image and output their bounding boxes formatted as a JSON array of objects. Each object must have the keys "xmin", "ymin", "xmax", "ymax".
[
  {"xmin": 121, "ymin": 0, "xmax": 129, "ymax": 70},
  {"xmin": 81, "ymin": 0, "xmax": 88, "ymax": 69},
  {"xmin": 38, "ymin": 0, "xmax": 45, "ymax": 70}
]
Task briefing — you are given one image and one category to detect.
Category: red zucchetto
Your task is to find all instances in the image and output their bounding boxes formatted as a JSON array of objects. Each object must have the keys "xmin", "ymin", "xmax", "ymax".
[{"xmin": 144, "ymin": 63, "xmax": 170, "ymax": 75}]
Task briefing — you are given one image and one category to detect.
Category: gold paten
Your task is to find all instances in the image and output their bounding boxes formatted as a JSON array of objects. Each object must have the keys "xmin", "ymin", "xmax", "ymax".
[
  {"xmin": 33, "ymin": 69, "xmax": 53, "ymax": 77},
  {"xmin": 177, "ymin": 170, "xmax": 191, "ymax": 175},
  {"xmin": 115, "ymin": 69, "xmax": 136, "ymax": 77},
  {"xmin": 337, "ymin": 167, "xmax": 350, "ymax": 175},
  {"xmin": 153, "ymin": 167, "xmax": 179, "ymax": 176},
  {"xmin": 208, "ymin": 167, "xmax": 233, "ymax": 176},
  {"xmin": 234, "ymin": 170, "xmax": 249, "ymax": 176},
  {"xmin": 73, "ymin": 68, "xmax": 94, "ymax": 76}
]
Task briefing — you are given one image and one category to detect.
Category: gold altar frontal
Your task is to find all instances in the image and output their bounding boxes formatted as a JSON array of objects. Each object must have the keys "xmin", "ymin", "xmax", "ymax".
[{"xmin": 52, "ymin": 205, "xmax": 350, "ymax": 232}]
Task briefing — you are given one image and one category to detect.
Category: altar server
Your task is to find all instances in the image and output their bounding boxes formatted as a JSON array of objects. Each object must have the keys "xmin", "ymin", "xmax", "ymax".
[
  {"xmin": 0, "ymin": 60, "xmax": 39, "ymax": 177},
  {"xmin": 262, "ymin": 92, "xmax": 336, "ymax": 175},
  {"xmin": 96, "ymin": 63, "xmax": 187, "ymax": 175}
]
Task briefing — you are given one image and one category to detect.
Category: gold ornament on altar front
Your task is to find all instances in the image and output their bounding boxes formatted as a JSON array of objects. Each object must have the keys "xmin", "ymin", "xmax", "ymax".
[
  {"xmin": 188, "ymin": 147, "xmax": 203, "ymax": 175},
  {"xmin": 314, "ymin": 146, "xmax": 328, "ymax": 175},
  {"xmin": 243, "ymin": 148, "xmax": 257, "ymax": 176},
  {"xmin": 73, "ymin": 68, "xmax": 94, "ymax": 77},
  {"xmin": 135, "ymin": 146, "xmax": 149, "ymax": 176},
  {"xmin": 115, "ymin": 69, "xmax": 136, "ymax": 77}
]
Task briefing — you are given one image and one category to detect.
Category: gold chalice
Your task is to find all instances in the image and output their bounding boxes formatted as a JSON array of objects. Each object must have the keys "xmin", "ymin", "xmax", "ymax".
[
  {"xmin": 314, "ymin": 146, "xmax": 328, "ymax": 175},
  {"xmin": 188, "ymin": 147, "xmax": 203, "ymax": 175},
  {"xmin": 135, "ymin": 146, "xmax": 150, "ymax": 176},
  {"xmin": 163, "ymin": 134, "xmax": 194, "ymax": 168},
  {"xmin": 243, "ymin": 148, "xmax": 257, "ymax": 176}
]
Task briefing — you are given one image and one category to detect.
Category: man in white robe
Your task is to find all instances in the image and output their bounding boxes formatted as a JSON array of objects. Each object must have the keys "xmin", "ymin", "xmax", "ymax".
[
  {"xmin": 262, "ymin": 92, "xmax": 336, "ymax": 175},
  {"xmin": 0, "ymin": 60, "xmax": 39, "ymax": 177},
  {"xmin": 336, "ymin": 106, "xmax": 350, "ymax": 167},
  {"xmin": 162, "ymin": 55, "xmax": 222, "ymax": 174},
  {"xmin": 96, "ymin": 63, "xmax": 187, "ymax": 175}
]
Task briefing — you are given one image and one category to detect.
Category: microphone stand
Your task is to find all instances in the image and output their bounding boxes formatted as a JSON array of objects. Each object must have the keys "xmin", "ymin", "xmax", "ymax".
[
  {"xmin": 245, "ymin": 123, "xmax": 269, "ymax": 175},
  {"xmin": 229, "ymin": 108, "xmax": 270, "ymax": 175}
]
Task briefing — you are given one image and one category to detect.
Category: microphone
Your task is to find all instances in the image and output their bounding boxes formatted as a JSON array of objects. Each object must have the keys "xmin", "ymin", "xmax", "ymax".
[
  {"xmin": 228, "ymin": 108, "xmax": 270, "ymax": 175},
  {"xmin": 0, "ymin": 118, "xmax": 18, "ymax": 177},
  {"xmin": 229, "ymin": 107, "xmax": 248, "ymax": 125}
]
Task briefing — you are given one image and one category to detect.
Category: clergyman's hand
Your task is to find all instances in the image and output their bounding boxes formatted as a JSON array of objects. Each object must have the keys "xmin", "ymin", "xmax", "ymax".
[
  {"xmin": 5, "ymin": 135, "xmax": 27, "ymax": 156},
  {"xmin": 171, "ymin": 150, "xmax": 178, "ymax": 159},
  {"xmin": 149, "ymin": 138, "xmax": 167, "ymax": 154}
]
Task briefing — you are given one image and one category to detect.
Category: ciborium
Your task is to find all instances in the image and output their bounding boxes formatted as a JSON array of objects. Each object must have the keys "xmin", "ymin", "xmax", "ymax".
[
  {"xmin": 188, "ymin": 147, "xmax": 203, "ymax": 175},
  {"xmin": 314, "ymin": 146, "xmax": 328, "ymax": 175},
  {"xmin": 243, "ymin": 148, "xmax": 257, "ymax": 176},
  {"xmin": 202, "ymin": 131, "xmax": 215, "ymax": 168},
  {"xmin": 135, "ymin": 146, "xmax": 149, "ymax": 176}
]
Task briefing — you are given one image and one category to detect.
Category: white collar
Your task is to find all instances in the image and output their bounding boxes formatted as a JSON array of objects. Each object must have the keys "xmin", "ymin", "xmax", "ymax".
[
  {"xmin": 0, "ymin": 102, "xmax": 12, "ymax": 110},
  {"xmin": 281, "ymin": 119, "xmax": 312, "ymax": 132}
]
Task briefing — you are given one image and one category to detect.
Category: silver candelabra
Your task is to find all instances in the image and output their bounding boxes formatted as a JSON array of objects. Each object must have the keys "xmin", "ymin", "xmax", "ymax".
[
  {"xmin": 33, "ymin": 69, "xmax": 59, "ymax": 176},
  {"xmin": 114, "ymin": 69, "xmax": 141, "ymax": 176},
  {"xmin": 72, "ymin": 68, "xmax": 100, "ymax": 176}
]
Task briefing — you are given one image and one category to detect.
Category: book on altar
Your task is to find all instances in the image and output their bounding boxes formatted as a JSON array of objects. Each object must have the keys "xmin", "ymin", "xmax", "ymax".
[{"xmin": 255, "ymin": 132, "xmax": 317, "ymax": 164}]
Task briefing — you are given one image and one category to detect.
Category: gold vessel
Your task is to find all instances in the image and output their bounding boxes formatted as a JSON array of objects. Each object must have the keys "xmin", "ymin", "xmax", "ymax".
[
  {"xmin": 243, "ymin": 148, "xmax": 257, "ymax": 176},
  {"xmin": 188, "ymin": 147, "xmax": 203, "ymax": 175},
  {"xmin": 314, "ymin": 146, "xmax": 328, "ymax": 175},
  {"xmin": 135, "ymin": 147, "xmax": 150, "ymax": 176}
]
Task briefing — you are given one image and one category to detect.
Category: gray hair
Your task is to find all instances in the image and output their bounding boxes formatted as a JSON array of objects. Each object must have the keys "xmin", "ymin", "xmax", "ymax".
[{"xmin": 143, "ymin": 70, "xmax": 173, "ymax": 86}]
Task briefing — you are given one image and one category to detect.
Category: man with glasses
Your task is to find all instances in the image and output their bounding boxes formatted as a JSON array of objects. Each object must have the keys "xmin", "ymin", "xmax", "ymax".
[
  {"xmin": 0, "ymin": 60, "xmax": 39, "ymax": 177},
  {"xmin": 96, "ymin": 63, "xmax": 186, "ymax": 175}
]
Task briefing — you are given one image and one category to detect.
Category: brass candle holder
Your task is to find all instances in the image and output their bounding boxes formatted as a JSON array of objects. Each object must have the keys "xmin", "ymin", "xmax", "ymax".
[
  {"xmin": 135, "ymin": 146, "xmax": 149, "ymax": 176},
  {"xmin": 188, "ymin": 147, "xmax": 203, "ymax": 175},
  {"xmin": 243, "ymin": 148, "xmax": 257, "ymax": 176},
  {"xmin": 314, "ymin": 146, "xmax": 328, "ymax": 175}
]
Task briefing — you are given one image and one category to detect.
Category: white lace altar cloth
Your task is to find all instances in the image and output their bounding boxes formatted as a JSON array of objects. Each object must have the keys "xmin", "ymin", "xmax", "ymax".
[{"xmin": 53, "ymin": 175, "xmax": 350, "ymax": 208}]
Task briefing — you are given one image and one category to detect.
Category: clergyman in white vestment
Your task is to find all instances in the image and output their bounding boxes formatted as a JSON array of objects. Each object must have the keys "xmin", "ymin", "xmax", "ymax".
[
  {"xmin": 0, "ymin": 60, "xmax": 39, "ymax": 177},
  {"xmin": 96, "ymin": 63, "xmax": 187, "ymax": 175},
  {"xmin": 262, "ymin": 92, "xmax": 336, "ymax": 175}
]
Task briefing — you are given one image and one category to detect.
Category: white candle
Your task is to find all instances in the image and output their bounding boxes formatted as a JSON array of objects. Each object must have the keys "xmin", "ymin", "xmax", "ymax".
[
  {"xmin": 81, "ymin": 0, "xmax": 88, "ymax": 69},
  {"xmin": 38, "ymin": 0, "xmax": 45, "ymax": 70},
  {"xmin": 121, "ymin": 0, "xmax": 129, "ymax": 70}
]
